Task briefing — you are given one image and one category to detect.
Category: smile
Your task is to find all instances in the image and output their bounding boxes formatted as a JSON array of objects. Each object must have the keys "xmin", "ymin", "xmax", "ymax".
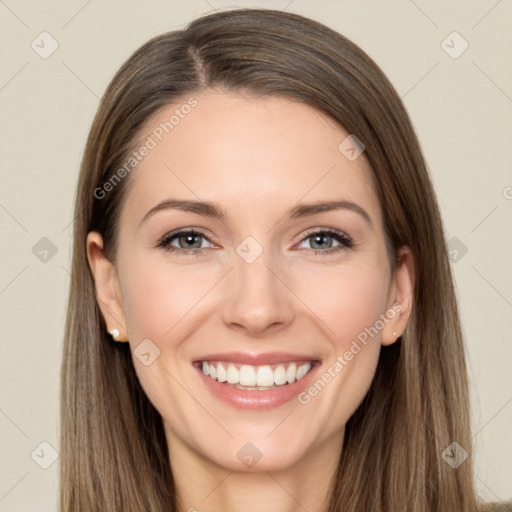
[
  {"xmin": 192, "ymin": 353, "xmax": 321, "ymax": 410},
  {"xmin": 200, "ymin": 361, "xmax": 313, "ymax": 390}
]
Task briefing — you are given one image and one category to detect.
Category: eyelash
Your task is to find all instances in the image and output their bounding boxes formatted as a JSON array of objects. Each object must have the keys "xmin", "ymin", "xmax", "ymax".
[{"xmin": 157, "ymin": 228, "xmax": 353, "ymax": 256}]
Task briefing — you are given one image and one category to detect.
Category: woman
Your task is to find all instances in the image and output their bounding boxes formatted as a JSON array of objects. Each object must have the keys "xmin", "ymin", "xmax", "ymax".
[{"xmin": 60, "ymin": 8, "xmax": 508, "ymax": 511}]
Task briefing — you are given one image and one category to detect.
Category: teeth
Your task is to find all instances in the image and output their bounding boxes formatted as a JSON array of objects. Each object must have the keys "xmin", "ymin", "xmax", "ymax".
[
  {"xmin": 200, "ymin": 360, "xmax": 313, "ymax": 387},
  {"xmin": 217, "ymin": 363, "xmax": 227, "ymax": 383},
  {"xmin": 256, "ymin": 365, "xmax": 274, "ymax": 387},
  {"xmin": 274, "ymin": 365, "xmax": 287, "ymax": 385},
  {"xmin": 286, "ymin": 363, "xmax": 297, "ymax": 384},
  {"xmin": 227, "ymin": 364, "xmax": 238, "ymax": 384},
  {"xmin": 239, "ymin": 365, "xmax": 256, "ymax": 386}
]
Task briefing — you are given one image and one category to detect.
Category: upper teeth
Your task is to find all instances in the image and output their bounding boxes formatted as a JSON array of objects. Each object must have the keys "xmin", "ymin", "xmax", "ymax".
[{"xmin": 201, "ymin": 361, "xmax": 312, "ymax": 387}]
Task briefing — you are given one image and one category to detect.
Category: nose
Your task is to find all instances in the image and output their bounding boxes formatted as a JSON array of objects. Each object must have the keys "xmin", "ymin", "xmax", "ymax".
[{"xmin": 221, "ymin": 249, "xmax": 295, "ymax": 336}]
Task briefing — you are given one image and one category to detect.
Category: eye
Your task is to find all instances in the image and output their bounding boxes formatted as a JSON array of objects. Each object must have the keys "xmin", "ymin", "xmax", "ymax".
[
  {"xmin": 157, "ymin": 229, "xmax": 215, "ymax": 254},
  {"xmin": 157, "ymin": 227, "xmax": 353, "ymax": 256},
  {"xmin": 296, "ymin": 228, "xmax": 352, "ymax": 253}
]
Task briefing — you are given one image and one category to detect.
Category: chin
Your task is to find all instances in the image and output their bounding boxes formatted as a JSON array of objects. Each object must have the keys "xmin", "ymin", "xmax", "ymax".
[{"xmin": 207, "ymin": 444, "xmax": 307, "ymax": 473}]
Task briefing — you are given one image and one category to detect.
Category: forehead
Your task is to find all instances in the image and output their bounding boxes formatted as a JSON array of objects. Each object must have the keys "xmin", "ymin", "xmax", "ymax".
[{"xmin": 121, "ymin": 91, "xmax": 381, "ymax": 226}]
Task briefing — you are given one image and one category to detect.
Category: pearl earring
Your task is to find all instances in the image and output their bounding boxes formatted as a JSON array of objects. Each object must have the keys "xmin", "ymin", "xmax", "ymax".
[{"xmin": 110, "ymin": 328, "xmax": 120, "ymax": 340}]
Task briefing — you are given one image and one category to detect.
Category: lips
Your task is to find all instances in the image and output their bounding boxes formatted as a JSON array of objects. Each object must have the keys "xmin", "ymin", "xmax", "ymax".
[
  {"xmin": 194, "ymin": 352, "xmax": 316, "ymax": 366},
  {"xmin": 192, "ymin": 352, "xmax": 321, "ymax": 410}
]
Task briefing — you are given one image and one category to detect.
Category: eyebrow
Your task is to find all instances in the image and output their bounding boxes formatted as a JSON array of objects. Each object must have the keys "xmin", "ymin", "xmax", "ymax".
[{"xmin": 139, "ymin": 198, "xmax": 373, "ymax": 228}]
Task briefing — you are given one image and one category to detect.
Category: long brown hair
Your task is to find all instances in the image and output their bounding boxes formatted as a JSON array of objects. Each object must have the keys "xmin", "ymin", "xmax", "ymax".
[{"xmin": 61, "ymin": 8, "xmax": 481, "ymax": 511}]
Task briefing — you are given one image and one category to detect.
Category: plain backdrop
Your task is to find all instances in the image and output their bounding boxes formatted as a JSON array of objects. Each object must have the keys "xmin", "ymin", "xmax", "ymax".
[{"xmin": 0, "ymin": 0, "xmax": 511, "ymax": 510}]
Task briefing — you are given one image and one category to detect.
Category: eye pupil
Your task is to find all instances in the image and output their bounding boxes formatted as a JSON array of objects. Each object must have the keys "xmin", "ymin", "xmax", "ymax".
[
  {"xmin": 179, "ymin": 234, "xmax": 202, "ymax": 249},
  {"xmin": 311, "ymin": 233, "xmax": 332, "ymax": 250}
]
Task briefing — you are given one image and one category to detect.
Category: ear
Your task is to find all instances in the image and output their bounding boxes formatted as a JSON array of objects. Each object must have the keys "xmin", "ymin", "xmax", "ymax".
[
  {"xmin": 86, "ymin": 231, "xmax": 129, "ymax": 342},
  {"xmin": 381, "ymin": 245, "xmax": 415, "ymax": 346}
]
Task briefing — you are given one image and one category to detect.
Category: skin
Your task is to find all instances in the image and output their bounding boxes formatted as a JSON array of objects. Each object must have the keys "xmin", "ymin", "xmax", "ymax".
[{"xmin": 87, "ymin": 90, "xmax": 414, "ymax": 512}]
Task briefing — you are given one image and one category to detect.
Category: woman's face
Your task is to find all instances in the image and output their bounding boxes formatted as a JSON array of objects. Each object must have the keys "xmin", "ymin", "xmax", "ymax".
[{"xmin": 88, "ymin": 90, "xmax": 413, "ymax": 473}]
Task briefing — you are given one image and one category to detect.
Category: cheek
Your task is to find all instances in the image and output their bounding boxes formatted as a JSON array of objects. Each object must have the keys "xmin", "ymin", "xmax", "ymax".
[
  {"xmin": 120, "ymin": 257, "xmax": 218, "ymax": 341},
  {"xmin": 291, "ymin": 263, "xmax": 388, "ymax": 425},
  {"xmin": 296, "ymin": 261, "xmax": 390, "ymax": 349},
  {"xmin": 118, "ymin": 258, "xmax": 219, "ymax": 427},
  {"xmin": 295, "ymin": 337, "xmax": 383, "ymax": 448}
]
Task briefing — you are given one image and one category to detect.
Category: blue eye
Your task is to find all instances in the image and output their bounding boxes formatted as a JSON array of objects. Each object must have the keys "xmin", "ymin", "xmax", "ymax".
[
  {"xmin": 158, "ymin": 229, "xmax": 213, "ymax": 255},
  {"xmin": 157, "ymin": 227, "xmax": 352, "ymax": 255},
  {"xmin": 297, "ymin": 228, "xmax": 353, "ymax": 253}
]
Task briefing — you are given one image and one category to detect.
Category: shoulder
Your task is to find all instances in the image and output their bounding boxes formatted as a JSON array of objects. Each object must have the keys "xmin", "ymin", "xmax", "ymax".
[{"xmin": 479, "ymin": 503, "xmax": 512, "ymax": 512}]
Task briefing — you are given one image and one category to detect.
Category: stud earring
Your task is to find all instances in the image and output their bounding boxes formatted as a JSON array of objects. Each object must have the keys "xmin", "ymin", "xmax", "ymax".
[{"xmin": 109, "ymin": 328, "xmax": 121, "ymax": 341}]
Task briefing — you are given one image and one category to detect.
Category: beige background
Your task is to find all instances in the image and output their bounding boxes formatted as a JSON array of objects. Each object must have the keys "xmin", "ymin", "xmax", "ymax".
[{"xmin": 1, "ymin": 0, "xmax": 511, "ymax": 510}]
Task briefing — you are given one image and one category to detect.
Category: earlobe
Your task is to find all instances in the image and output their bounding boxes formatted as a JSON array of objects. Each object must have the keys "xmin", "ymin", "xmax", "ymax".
[
  {"xmin": 86, "ymin": 231, "xmax": 129, "ymax": 342},
  {"xmin": 382, "ymin": 246, "xmax": 415, "ymax": 347}
]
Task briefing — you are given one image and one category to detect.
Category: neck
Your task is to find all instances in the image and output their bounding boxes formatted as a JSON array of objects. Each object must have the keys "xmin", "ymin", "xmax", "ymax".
[{"xmin": 166, "ymin": 426, "xmax": 343, "ymax": 512}]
